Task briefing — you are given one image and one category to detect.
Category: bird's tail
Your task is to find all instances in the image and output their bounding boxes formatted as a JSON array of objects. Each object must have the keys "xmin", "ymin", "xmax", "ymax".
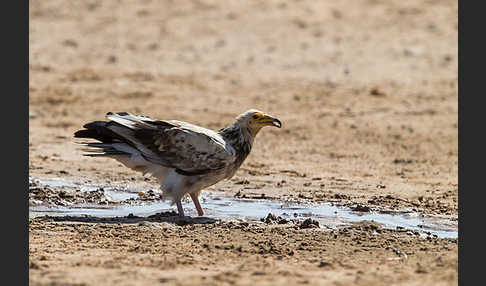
[
  {"xmin": 74, "ymin": 113, "xmax": 173, "ymax": 180},
  {"xmin": 74, "ymin": 121, "xmax": 125, "ymax": 143},
  {"xmin": 74, "ymin": 120, "xmax": 132, "ymax": 157},
  {"xmin": 77, "ymin": 142, "xmax": 131, "ymax": 157}
]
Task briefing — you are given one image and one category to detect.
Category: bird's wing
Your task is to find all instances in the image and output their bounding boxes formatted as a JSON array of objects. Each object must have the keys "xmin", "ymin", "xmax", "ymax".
[{"xmin": 105, "ymin": 112, "xmax": 236, "ymax": 175}]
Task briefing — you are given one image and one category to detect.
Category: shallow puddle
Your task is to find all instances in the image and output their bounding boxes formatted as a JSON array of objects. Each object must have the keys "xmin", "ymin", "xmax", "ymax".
[{"xmin": 29, "ymin": 177, "xmax": 458, "ymax": 238}]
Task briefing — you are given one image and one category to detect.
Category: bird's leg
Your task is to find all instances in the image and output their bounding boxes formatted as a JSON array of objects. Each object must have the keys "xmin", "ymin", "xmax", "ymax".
[
  {"xmin": 190, "ymin": 193, "xmax": 204, "ymax": 216},
  {"xmin": 176, "ymin": 199, "xmax": 185, "ymax": 217}
]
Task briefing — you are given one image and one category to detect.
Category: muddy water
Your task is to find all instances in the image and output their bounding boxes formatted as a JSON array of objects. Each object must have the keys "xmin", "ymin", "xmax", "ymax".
[{"xmin": 29, "ymin": 177, "xmax": 458, "ymax": 238}]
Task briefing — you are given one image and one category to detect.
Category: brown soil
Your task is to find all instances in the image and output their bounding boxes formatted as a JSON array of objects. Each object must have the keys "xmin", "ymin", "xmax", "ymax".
[{"xmin": 29, "ymin": 0, "xmax": 458, "ymax": 285}]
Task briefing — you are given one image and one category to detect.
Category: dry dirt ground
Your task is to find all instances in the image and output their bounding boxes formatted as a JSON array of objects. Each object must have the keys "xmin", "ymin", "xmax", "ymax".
[{"xmin": 29, "ymin": 0, "xmax": 458, "ymax": 285}]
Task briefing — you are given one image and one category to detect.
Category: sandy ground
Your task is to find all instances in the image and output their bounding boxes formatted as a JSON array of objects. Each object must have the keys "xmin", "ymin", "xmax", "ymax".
[{"xmin": 29, "ymin": 0, "xmax": 458, "ymax": 285}]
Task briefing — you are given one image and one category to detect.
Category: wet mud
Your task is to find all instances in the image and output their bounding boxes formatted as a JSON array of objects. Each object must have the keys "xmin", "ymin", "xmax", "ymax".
[{"xmin": 30, "ymin": 176, "xmax": 457, "ymax": 239}]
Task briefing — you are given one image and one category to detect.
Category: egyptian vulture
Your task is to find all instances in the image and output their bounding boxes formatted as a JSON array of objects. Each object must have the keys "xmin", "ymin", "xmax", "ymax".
[{"xmin": 74, "ymin": 109, "xmax": 282, "ymax": 217}]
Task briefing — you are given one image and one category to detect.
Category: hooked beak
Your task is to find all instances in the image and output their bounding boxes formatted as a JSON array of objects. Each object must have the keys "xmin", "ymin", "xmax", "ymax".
[{"xmin": 263, "ymin": 115, "xmax": 282, "ymax": 128}]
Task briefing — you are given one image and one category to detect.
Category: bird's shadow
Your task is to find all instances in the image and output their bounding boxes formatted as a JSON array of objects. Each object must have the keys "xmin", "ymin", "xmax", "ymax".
[{"xmin": 32, "ymin": 211, "xmax": 217, "ymax": 226}]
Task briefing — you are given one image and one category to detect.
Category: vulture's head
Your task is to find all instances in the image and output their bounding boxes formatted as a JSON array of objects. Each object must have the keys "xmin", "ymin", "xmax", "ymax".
[{"xmin": 235, "ymin": 109, "xmax": 282, "ymax": 137}]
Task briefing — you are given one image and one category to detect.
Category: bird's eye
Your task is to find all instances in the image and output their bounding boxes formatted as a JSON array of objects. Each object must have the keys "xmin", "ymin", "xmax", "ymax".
[{"xmin": 252, "ymin": 114, "xmax": 259, "ymax": 119}]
